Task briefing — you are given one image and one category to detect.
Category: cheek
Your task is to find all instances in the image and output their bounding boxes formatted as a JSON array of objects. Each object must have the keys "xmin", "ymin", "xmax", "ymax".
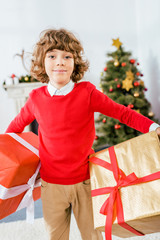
[
  {"xmin": 70, "ymin": 61, "xmax": 74, "ymax": 73},
  {"xmin": 44, "ymin": 59, "xmax": 48, "ymax": 70},
  {"xmin": 45, "ymin": 60, "xmax": 52, "ymax": 71}
]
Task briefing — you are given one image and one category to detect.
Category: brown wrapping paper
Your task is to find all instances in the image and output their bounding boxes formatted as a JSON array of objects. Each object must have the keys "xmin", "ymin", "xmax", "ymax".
[{"xmin": 89, "ymin": 131, "xmax": 160, "ymax": 238}]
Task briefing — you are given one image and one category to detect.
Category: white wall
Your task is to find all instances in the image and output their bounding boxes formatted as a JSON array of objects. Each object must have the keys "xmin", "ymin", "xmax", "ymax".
[
  {"xmin": 135, "ymin": 0, "xmax": 160, "ymax": 120},
  {"xmin": 0, "ymin": 0, "xmax": 160, "ymax": 132}
]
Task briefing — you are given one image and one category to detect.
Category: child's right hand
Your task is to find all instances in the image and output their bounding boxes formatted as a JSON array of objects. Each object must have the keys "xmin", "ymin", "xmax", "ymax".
[{"xmin": 156, "ymin": 127, "xmax": 160, "ymax": 139}]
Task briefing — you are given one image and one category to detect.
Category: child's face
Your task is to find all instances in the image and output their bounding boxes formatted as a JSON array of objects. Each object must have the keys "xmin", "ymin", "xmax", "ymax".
[{"xmin": 44, "ymin": 49, "xmax": 74, "ymax": 88}]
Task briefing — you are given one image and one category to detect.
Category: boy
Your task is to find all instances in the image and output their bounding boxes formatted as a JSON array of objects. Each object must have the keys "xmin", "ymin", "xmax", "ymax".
[{"xmin": 6, "ymin": 29, "xmax": 160, "ymax": 240}]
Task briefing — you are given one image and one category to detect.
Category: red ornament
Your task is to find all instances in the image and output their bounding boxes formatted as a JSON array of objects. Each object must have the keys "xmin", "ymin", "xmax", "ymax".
[
  {"xmin": 136, "ymin": 72, "xmax": 140, "ymax": 76},
  {"xmin": 117, "ymin": 84, "xmax": 121, "ymax": 88},
  {"xmin": 144, "ymin": 88, "xmax": 148, "ymax": 91},
  {"xmin": 102, "ymin": 118, "xmax": 106, "ymax": 123},
  {"xmin": 134, "ymin": 81, "xmax": 140, "ymax": 87},
  {"xmin": 127, "ymin": 104, "xmax": 134, "ymax": 109},
  {"xmin": 95, "ymin": 135, "xmax": 99, "ymax": 140},
  {"xmin": 130, "ymin": 59, "xmax": 136, "ymax": 64},
  {"xmin": 114, "ymin": 78, "xmax": 118, "ymax": 82},
  {"xmin": 114, "ymin": 124, "xmax": 121, "ymax": 129},
  {"xmin": 121, "ymin": 62, "xmax": 126, "ymax": 67},
  {"xmin": 104, "ymin": 67, "xmax": 107, "ymax": 71},
  {"xmin": 140, "ymin": 74, "xmax": 144, "ymax": 77},
  {"xmin": 11, "ymin": 74, "xmax": 16, "ymax": 78},
  {"xmin": 137, "ymin": 62, "xmax": 140, "ymax": 65},
  {"xmin": 109, "ymin": 87, "xmax": 114, "ymax": 92}
]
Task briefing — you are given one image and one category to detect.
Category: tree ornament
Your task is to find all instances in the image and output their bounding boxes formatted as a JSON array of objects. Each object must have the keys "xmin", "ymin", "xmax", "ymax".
[
  {"xmin": 144, "ymin": 88, "xmax": 148, "ymax": 91},
  {"xmin": 24, "ymin": 76, "xmax": 29, "ymax": 81},
  {"xmin": 114, "ymin": 78, "xmax": 118, "ymax": 81},
  {"xmin": 140, "ymin": 74, "xmax": 144, "ymax": 77},
  {"xmin": 122, "ymin": 78, "xmax": 133, "ymax": 91},
  {"xmin": 126, "ymin": 70, "xmax": 134, "ymax": 81},
  {"xmin": 127, "ymin": 104, "xmax": 134, "ymax": 109},
  {"xmin": 148, "ymin": 111, "xmax": 154, "ymax": 117},
  {"xmin": 11, "ymin": 74, "xmax": 16, "ymax": 78},
  {"xmin": 109, "ymin": 86, "xmax": 114, "ymax": 92},
  {"xmin": 100, "ymin": 72, "xmax": 103, "ymax": 76},
  {"xmin": 137, "ymin": 62, "xmax": 140, "ymax": 65},
  {"xmin": 140, "ymin": 80, "xmax": 144, "ymax": 86},
  {"xmin": 134, "ymin": 109, "xmax": 140, "ymax": 113},
  {"xmin": 134, "ymin": 81, "xmax": 140, "ymax": 87},
  {"xmin": 130, "ymin": 59, "xmax": 136, "ymax": 64},
  {"xmin": 134, "ymin": 92, "xmax": 139, "ymax": 97},
  {"xmin": 114, "ymin": 59, "xmax": 120, "ymax": 67},
  {"xmin": 95, "ymin": 135, "xmax": 99, "ymax": 140},
  {"xmin": 136, "ymin": 72, "xmax": 140, "ymax": 76},
  {"xmin": 112, "ymin": 38, "xmax": 122, "ymax": 49},
  {"xmin": 121, "ymin": 62, "xmax": 126, "ymax": 67},
  {"xmin": 104, "ymin": 67, "xmax": 107, "ymax": 71},
  {"xmin": 102, "ymin": 118, "xmax": 106, "ymax": 123},
  {"xmin": 100, "ymin": 89, "xmax": 104, "ymax": 93},
  {"xmin": 114, "ymin": 124, "xmax": 121, "ymax": 129},
  {"xmin": 117, "ymin": 84, "xmax": 121, "ymax": 88}
]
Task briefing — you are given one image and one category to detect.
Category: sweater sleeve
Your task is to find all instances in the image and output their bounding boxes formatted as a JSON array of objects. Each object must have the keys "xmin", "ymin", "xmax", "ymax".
[
  {"xmin": 5, "ymin": 94, "xmax": 35, "ymax": 133},
  {"xmin": 90, "ymin": 87, "xmax": 154, "ymax": 133}
]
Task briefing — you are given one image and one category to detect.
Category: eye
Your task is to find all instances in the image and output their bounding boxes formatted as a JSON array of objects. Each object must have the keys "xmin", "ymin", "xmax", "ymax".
[
  {"xmin": 64, "ymin": 55, "xmax": 72, "ymax": 59},
  {"xmin": 48, "ymin": 55, "xmax": 55, "ymax": 59}
]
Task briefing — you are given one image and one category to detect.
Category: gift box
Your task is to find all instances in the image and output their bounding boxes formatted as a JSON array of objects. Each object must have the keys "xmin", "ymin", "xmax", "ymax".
[
  {"xmin": 89, "ymin": 131, "xmax": 160, "ymax": 239},
  {"xmin": 0, "ymin": 132, "xmax": 41, "ymax": 222}
]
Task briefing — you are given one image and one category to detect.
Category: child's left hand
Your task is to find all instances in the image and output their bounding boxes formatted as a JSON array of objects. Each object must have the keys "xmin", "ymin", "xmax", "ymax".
[{"xmin": 156, "ymin": 127, "xmax": 160, "ymax": 139}]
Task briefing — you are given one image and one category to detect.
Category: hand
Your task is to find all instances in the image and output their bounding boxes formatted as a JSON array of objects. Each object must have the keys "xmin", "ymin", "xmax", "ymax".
[{"xmin": 156, "ymin": 127, "xmax": 160, "ymax": 139}]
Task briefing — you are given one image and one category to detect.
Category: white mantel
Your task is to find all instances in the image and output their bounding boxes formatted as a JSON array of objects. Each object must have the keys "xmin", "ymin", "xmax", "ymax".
[{"xmin": 4, "ymin": 82, "xmax": 45, "ymax": 131}]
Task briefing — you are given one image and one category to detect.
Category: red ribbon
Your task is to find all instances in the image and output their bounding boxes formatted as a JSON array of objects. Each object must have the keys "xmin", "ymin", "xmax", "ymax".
[{"xmin": 89, "ymin": 146, "xmax": 160, "ymax": 240}]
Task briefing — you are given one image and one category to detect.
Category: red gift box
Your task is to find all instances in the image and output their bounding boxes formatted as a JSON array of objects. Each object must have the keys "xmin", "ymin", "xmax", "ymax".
[{"xmin": 0, "ymin": 132, "xmax": 41, "ymax": 222}]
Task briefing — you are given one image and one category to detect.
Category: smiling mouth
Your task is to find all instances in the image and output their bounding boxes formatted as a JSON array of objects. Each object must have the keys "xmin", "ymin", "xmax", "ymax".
[{"xmin": 53, "ymin": 70, "xmax": 67, "ymax": 73}]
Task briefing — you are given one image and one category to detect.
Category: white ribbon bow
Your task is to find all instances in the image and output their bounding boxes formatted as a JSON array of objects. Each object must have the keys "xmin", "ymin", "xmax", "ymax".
[{"xmin": 0, "ymin": 133, "xmax": 41, "ymax": 223}]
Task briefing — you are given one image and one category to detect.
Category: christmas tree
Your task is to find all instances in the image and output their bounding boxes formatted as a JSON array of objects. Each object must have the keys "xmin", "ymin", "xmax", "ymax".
[{"xmin": 94, "ymin": 38, "xmax": 159, "ymax": 149}]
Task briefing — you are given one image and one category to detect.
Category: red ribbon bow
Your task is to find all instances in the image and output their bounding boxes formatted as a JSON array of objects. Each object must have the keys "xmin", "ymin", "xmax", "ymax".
[{"xmin": 90, "ymin": 146, "xmax": 160, "ymax": 240}]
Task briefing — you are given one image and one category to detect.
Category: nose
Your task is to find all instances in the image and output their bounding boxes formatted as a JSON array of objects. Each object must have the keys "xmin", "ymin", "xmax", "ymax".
[{"xmin": 56, "ymin": 56, "xmax": 64, "ymax": 66}]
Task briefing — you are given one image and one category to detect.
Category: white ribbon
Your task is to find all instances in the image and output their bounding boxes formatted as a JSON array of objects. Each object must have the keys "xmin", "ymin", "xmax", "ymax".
[{"xmin": 0, "ymin": 133, "xmax": 41, "ymax": 223}]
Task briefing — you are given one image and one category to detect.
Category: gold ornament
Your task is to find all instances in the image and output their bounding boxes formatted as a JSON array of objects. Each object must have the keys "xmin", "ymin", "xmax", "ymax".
[
  {"xmin": 134, "ymin": 92, "xmax": 139, "ymax": 97},
  {"xmin": 114, "ymin": 59, "xmax": 120, "ymax": 67},
  {"xmin": 126, "ymin": 70, "xmax": 134, "ymax": 81},
  {"xmin": 148, "ymin": 111, "xmax": 154, "ymax": 117},
  {"xmin": 101, "ymin": 72, "xmax": 103, "ymax": 76},
  {"xmin": 24, "ymin": 76, "xmax": 29, "ymax": 81},
  {"xmin": 140, "ymin": 80, "xmax": 144, "ymax": 86},
  {"xmin": 122, "ymin": 78, "xmax": 133, "ymax": 91},
  {"xmin": 134, "ymin": 109, "xmax": 140, "ymax": 114},
  {"xmin": 112, "ymin": 38, "xmax": 122, "ymax": 49}
]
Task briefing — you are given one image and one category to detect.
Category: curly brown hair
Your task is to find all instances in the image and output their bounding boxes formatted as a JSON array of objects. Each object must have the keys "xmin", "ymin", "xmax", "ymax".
[{"xmin": 30, "ymin": 28, "xmax": 89, "ymax": 83}]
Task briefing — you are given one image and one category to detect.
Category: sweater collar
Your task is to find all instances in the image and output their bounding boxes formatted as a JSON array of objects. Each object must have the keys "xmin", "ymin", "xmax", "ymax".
[{"xmin": 47, "ymin": 81, "xmax": 75, "ymax": 96}]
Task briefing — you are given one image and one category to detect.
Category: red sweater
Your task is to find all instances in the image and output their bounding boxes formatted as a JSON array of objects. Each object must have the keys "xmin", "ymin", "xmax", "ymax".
[{"xmin": 6, "ymin": 82, "xmax": 154, "ymax": 184}]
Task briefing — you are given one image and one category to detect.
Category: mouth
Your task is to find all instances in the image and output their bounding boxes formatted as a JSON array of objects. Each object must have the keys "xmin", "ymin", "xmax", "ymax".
[{"xmin": 53, "ymin": 70, "xmax": 67, "ymax": 73}]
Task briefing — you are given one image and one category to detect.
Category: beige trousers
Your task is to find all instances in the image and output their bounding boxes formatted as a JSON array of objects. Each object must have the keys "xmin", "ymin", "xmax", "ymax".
[{"xmin": 41, "ymin": 179, "xmax": 103, "ymax": 240}]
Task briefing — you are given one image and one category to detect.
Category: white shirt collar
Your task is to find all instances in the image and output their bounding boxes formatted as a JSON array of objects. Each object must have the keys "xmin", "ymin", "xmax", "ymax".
[{"xmin": 48, "ymin": 81, "xmax": 75, "ymax": 96}]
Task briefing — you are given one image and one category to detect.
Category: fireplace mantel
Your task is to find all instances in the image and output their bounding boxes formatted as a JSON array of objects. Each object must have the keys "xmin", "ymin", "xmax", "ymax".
[{"xmin": 4, "ymin": 82, "xmax": 45, "ymax": 132}]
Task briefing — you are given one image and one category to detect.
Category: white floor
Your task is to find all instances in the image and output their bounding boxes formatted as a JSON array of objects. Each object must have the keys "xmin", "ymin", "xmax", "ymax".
[{"xmin": 0, "ymin": 216, "xmax": 160, "ymax": 240}]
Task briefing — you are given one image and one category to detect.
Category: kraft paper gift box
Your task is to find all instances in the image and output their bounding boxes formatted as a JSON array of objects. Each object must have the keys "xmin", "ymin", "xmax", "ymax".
[
  {"xmin": 89, "ymin": 131, "xmax": 160, "ymax": 239},
  {"xmin": 0, "ymin": 132, "xmax": 41, "ymax": 222}
]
